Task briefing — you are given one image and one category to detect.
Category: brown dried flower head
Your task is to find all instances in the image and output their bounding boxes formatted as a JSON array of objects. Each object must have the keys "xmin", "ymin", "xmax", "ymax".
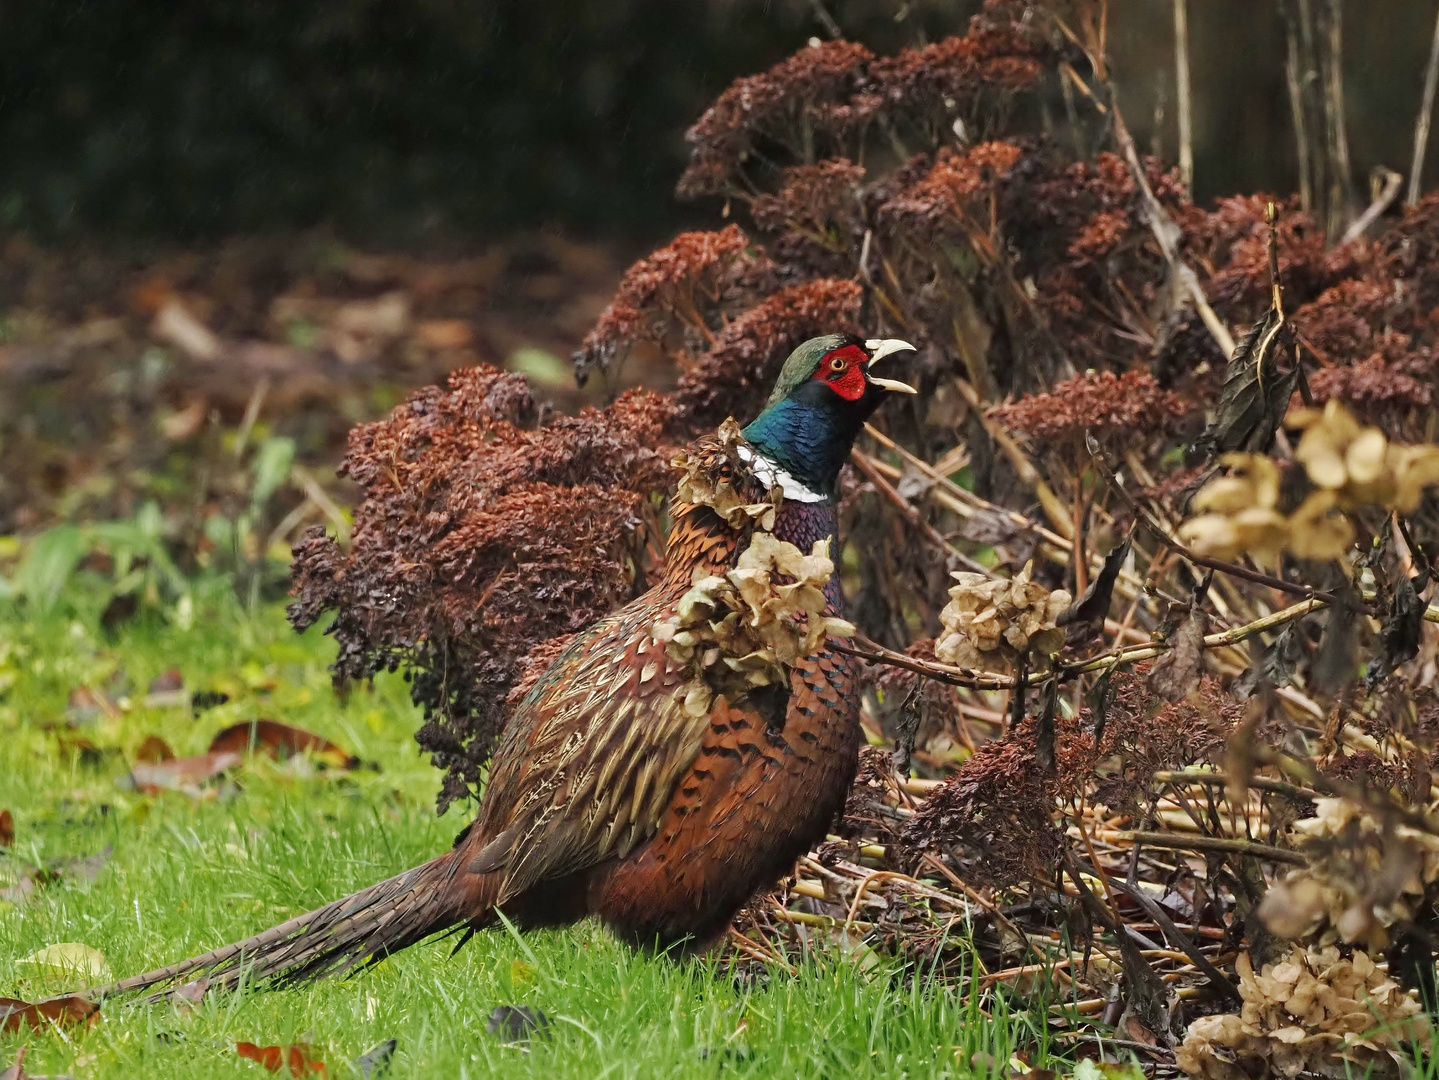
[
  {"xmin": 288, "ymin": 365, "xmax": 676, "ymax": 811},
  {"xmin": 988, "ymin": 369, "xmax": 1192, "ymax": 447},
  {"xmin": 677, "ymin": 40, "xmax": 876, "ymax": 201},
  {"xmin": 574, "ymin": 225, "xmax": 754, "ymax": 382},
  {"xmin": 673, "ymin": 278, "xmax": 864, "ymax": 429}
]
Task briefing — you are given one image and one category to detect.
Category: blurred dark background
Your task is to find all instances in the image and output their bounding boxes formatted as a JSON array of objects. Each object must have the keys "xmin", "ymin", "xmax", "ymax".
[{"xmin": 2, "ymin": 0, "xmax": 1436, "ymax": 248}]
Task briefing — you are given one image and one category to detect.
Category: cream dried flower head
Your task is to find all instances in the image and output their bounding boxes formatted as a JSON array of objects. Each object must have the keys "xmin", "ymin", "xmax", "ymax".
[
  {"xmin": 653, "ymin": 533, "xmax": 854, "ymax": 719},
  {"xmin": 934, "ymin": 563, "xmax": 1070, "ymax": 674}
]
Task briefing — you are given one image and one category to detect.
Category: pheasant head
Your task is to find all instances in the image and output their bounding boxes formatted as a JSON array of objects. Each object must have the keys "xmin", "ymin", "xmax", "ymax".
[{"xmin": 740, "ymin": 335, "xmax": 916, "ymax": 502}]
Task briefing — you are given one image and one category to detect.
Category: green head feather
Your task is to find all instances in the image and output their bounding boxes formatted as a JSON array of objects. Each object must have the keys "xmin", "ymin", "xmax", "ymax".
[{"xmin": 763, "ymin": 334, "xmax": 852, "ymax": 408}]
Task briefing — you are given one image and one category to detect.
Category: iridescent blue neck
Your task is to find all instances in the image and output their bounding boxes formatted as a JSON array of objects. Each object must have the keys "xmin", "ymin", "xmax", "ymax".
[
  {"xmin": 741, "ymin": 397, "xmax": 859, "ymax": 502},
  {"xmin": 772, "ymin": 500, "xmax": 844, "ymax": 615}
]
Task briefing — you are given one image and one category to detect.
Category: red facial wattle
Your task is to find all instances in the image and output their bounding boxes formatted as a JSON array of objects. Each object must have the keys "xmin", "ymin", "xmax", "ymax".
[{"xmin": 810, "ymin": 344, "xmax": 869, "ymax": 402}]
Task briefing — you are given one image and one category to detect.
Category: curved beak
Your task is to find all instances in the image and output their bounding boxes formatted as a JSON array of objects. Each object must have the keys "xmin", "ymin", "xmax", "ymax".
[{"xmin": 863, "ymin": 338, "xmax": 918, "ymax": 394}]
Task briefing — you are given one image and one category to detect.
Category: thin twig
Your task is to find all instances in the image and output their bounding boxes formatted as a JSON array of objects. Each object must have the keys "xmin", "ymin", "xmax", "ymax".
[
  {"xmin": 1118, "ymin": 831, "xmax": 1307, "ymax": 865},
  {"xmin": 850, "ymin": 449, "xmax": 994, "ymax": 575},
  {"xmin": 837, "ymin": 635, "xmax": 1016, "ymax": 691},
  {"xmin": 1410, "ymin": 0, "xmax": 1439, "ymax": 207},
  {"xmin": 1339, "ymin": 167, "xmax": 1402, "ymax": 246},
  {"xmin": 1087, "ymin": 439, "xmax": 1341, "ymax": 604},
  {"xmin": 1081, "ymin": 863, "xmax": 1241, "ymax": 1001},
  {"xmin": 1172, "ymin": 0, "xmax": 1193, "ymax": 192}
]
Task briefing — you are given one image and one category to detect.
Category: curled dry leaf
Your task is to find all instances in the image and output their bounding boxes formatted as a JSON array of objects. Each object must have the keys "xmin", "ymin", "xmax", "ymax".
[
  {"xmin": 934, "ymin": 564, "xmax": 1070, "ymax": 674},
  {"xmin": 0, "ymin": 993, "xmax": 100, "ymax": 1035},
  {"xmin": 1148, "ymin": 604, "xmax": 1208, "ymax": 702},
  {"xmin": 208, "ymin": 720, "xmax": 355, "ymax": 769},
  {"xmin": 0, "ymin": 809, "xmax": 12, "ymax": 848},
  {"xmin": 236, "ymin": 1042, "xmax": 329, "ymax": 1078},
  {"xmin": 1177, "ymin": 945, "xmax": 1428, "ymax": 1080}
]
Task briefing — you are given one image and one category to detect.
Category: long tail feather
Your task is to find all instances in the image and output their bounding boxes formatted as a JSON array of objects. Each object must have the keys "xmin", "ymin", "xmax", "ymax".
[{"xmin": 90, "ymin": 851, "xmax": 481, "ymax": 1000}]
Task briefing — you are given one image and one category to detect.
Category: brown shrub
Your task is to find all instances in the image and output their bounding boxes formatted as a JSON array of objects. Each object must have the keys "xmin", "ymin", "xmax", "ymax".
[{"xmin": 289, "ymin": 365, "xmax": 675, "ymax": 811}]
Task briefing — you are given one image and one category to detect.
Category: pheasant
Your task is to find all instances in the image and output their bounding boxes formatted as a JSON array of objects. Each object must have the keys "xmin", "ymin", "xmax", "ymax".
[{"xmin": 96, "ymin": 334, "xmax": 916, "ymax": 997}]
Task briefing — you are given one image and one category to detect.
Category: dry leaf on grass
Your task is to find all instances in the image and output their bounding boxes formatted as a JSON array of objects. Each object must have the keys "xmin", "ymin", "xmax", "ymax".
[
  {"xmin": 19, "ymin": 943, "xmax": 111, "ymax": 988},
  {"xmin": 129, "ymin": 751, "xmax": 241, "ymax": 795},
  {"xmin": 0, "ymin": 994, "xmax": 100, "ymax": 1035},
  {"xmin": 208, "ymin": 720, "xmax": 355, "ymax": 769},
  {"xmin": 0, "ymin": 810, "xmax": 12, "ymax": 848},
  {"xmin": 236, "ymin": 1042, "xmax": 329, "ymax": 1078}
]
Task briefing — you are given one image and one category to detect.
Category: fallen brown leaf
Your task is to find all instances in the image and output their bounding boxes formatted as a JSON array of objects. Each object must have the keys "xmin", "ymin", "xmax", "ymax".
[
  {"xmin": 209, "ymin": 720, "xmax": 355, "ymax": 769},
  {"xmin": 0, "ymin": 809, "xmax": 13, "ymax": 848},
  {"xmin": 236, "ymin": 1042, "xmax": 328, "ymax": 1078},
  {"xmin": 130, "ymin": 751, "xmax": 242, "ymax": 795},
  {"xmin": 0, "ymin": 995, "xmax": 99, "ymax": 1035},
  {"xmin": 134, "ymin": 736, "xmax": 176, "ymax": 764},
  {"xmin": 0, "ymin": 1046, "xmax": 25, "ymax": 1080}
]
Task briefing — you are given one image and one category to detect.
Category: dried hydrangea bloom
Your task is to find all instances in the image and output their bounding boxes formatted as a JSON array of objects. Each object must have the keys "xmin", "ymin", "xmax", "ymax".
[
  {"xmin": 934, "ymin": 564, "xmax": 1070, "ymax": 674},
  {"xmin": 1290, "ymin": 399, "xmax": 1439, "ymax": 513},
  {"xmin": 867, "ymin": 20, "xmax": 1053, "ymax": 137},
  {"xmin": 1258, "ymin": 796, "xmax": 1439, "ymax": 951},
  {"xmin": 672, "ymin": 278, "xmax": 864, "ymax": 430},
  {"xmin": 1309, "ymin": 353, "xmax": 1434, "ymax": 422},
  {"xmin": 1178, "ymin": 453, "xmax": 1291, "ymax": 564},
  {"xmin": 1177, "ymin": 945, "xmax": 1429, "ymax": 1080},
  {"xmin": 987, "ymin": 369, "xmax": 1192, "ymax": 448},
  {"xmin": 876, "ymin": 141, "xmax": 1026, "ymax": 247},
  {"xmin": 654, "ymin": 533, "xmax": 853, "ymax": 720},
  {"xmin": 750, "ymin": 159, "xmax": 867, "ymax": 238}
]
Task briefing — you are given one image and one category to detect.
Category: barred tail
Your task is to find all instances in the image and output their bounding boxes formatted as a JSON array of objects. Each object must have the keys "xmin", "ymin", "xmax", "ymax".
[{"xmin": 91, "ymin": 850, "xmax": 482, "ymax": 1000}]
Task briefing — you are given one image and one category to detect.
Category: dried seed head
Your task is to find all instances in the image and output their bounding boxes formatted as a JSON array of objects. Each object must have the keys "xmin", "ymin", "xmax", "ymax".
[{"xmin": 934, "ymin": 564, "xmax": 1070, "ymax": 674}]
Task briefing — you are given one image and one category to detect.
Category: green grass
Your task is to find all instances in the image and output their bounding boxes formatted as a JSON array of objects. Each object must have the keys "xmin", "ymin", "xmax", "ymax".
[{"xmin": 0, "ymin": 585, "xmax": 1047, "ymax": 1078}]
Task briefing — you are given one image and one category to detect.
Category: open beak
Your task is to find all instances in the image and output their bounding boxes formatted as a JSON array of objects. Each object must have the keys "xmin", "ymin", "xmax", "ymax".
[{"xmin": 863, "ymin": 338, "xmax": 918, "ymax": 394}]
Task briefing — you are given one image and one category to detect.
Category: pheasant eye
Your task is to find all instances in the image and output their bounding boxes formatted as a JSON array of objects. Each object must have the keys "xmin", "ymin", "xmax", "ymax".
[{"xmin": 828, "ymin": 356, "xmax": 846, "ymax": 372}]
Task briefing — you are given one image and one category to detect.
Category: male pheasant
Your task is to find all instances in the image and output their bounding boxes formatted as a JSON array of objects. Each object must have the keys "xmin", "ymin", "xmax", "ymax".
[{"xmin": 97, "ymin": 334, "xmax": 916, "ymax": 996}]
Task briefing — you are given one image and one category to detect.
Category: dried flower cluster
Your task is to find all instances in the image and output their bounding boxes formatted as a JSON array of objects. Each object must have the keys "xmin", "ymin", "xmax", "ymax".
[
  {"xmin": 1290, "ymin": 400, "xmax": 1439, "ymax": 514},
  {"xmin": 934, "ymin": 566, "xmax": 1070, "ymax": 673},
  {"xmin": 1258, "ymin": 798, "xmax": 1439, "ymax": 950},
  {"xmin": 573, "ymin": 225, "xmax": 757, "ymax": 386},
  {"xmin": 655, "ymin": 532, "xmax": 853, "ymax": 721},
  {"xmin": 987, "ymin": 370, "xmax": 1193, "ymax": 448},
  {"xmin": 1178, "ymin": 947, "xmax": 1428, "ymax": 1080},
  {"xmin": 1178, "ymin": 452, "xmax": 1353, "ymax": 563},
  {"xmin": 1180, "ymin": 403, "xmax": 1439, "ymax": 563},
  {"xmin": 289, "ymin": 365, "xmax": 675, "ymax": 811}
]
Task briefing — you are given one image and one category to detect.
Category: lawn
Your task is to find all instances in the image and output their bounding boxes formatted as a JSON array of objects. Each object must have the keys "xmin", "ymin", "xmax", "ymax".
[{"xmin": 0, "ymin": 582, "xmax": 1043, "ymax": 1079}]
